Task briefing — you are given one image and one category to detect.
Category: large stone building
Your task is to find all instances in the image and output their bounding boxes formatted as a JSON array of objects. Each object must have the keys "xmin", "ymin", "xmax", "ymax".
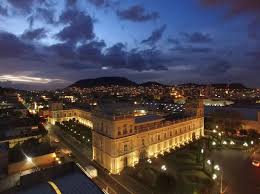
[
  {"xmin": 48, "ymin": 100, "xmax": 204, "ymax": 174},
  {"xmin": 47, "ymin": 102, "xmax": 93, "ymax": 128},
  {"xmin": 92, "ymin": 100, "xmax": 204, "ymax": 174}
]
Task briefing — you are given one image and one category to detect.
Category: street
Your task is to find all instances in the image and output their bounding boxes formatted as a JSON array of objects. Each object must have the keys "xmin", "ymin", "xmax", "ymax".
[
  {"xmin": 210, "ymin": 149, "xmax": 260, "ymax": 194},
  {"xmin": 45, "ymin": 123, "xmax": 133, "ymax": 194}
]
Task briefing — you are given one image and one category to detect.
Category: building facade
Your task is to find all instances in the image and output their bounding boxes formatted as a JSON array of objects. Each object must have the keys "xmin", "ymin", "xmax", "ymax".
[
  {"xmin": 48, "ymin": 101, "xmax": 204, "ymax": 174},
  {"xmin": 92, "ymin": 101, "xmax": 204, "ymax": 174},
  {"xmin": 48, "ymin": 102, "xmax": 93, "ymax": 128}
]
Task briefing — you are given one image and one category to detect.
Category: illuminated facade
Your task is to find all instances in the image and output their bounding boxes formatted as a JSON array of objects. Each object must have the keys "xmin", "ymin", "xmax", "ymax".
[
  {"xmin": 48, "ymin": 102, "xmax": 93, "ymax": 128},
  {"xmin": 92, "ymin": 100, "xmax": 204, "ymax": 174},
  {"xmin": 48, "ymin": 101, "xmax": 204, "ymax": 174}
]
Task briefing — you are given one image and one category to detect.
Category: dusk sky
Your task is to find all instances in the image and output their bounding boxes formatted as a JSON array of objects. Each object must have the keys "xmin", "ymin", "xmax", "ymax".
[{"xmin": 0, "ymin": 0, "xmax": 259, "ymax": 89}]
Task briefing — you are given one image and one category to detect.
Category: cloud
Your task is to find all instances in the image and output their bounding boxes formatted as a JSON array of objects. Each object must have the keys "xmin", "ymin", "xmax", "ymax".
[
  {"xmin": 181, "ymin": 32, "xmax": 213, "ymax": 43},
  {"xmin": 167, "ymin": 38, "xmax": 180, "ymax": 45},
  {"xmin": 103, "ymin": 43, "xmax": 168, "ymax": 71},
  {"xmin": 0, "ymin": 31, "xmax": 33, "ymax": 58},
  {"xmin": 200, "ymin": 0, "xmax": 260, "ymax": 39},
  {"xmin": 56, "ymin": 9, "xmax": 95, "ymax": 44},
  {"xmin": 117, "ymin": 5, "xmax": 159, "ymax": 22},
  {"xmin": 49, "ymin": 42, "xmax": 77, "ymax": 59},
  {"xmin": 0, "ymin": 4, "xmax": 8, "ymax": 16},
  {"xmin": 35, "ymin": 7, "xmax": 56, "ymax": 24},
  {"xmin": 171, "ymin": 46, "xmax": 213, "ymax": 53},
  {"xmin": 141, "ymin": 24, "xmax": 167, "ymax": 45},
  {"xmin": 21, "ymin": 28, "xmax": 47, "ymax": 40},
  {"xmin": 6, "ymin": 0, "xmax": 48, "ymax": 13},
  {"xmin": 87, "ymin": 0, "xmax": 106, "ymax": 7},
  {"xmin": 201, "ymin": 0, "xmax": 260, "ymax": 16},
  {"xmin": 78, "ymin": 40, "xmax": 106, "ymax": 62},
  {"xmin": 0, "ymin": 74, "xmax": 62, "ymax": 84},
  {"xmin": 58, "ymin": 62, "xmax": 94, "ymax": 70},
  {"xmin": 65, "ymin": 0, "xmax": 78, "ymax": 7},
  {"xmin": 197, "ymin": 60, "xmax": 231, "ymax": 76}
]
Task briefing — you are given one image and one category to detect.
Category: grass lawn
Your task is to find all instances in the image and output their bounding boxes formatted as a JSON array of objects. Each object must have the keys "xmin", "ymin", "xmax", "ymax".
[
  {"xmin": 57, "ymin": 120, "xmax": 92, "ymax": 145},
  {"xmin": 124, "ymin": 140, "xmax": 213, "ymax": 194}
]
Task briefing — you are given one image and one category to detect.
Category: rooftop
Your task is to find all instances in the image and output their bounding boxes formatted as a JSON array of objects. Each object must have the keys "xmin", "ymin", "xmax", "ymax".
[
  {"xmin": 135, "ymin": 114, "xmax": 163, "ymax": 124},
  {"xmin": 12, "ymin": 162, "xmax": 103, "ymax": 194}
]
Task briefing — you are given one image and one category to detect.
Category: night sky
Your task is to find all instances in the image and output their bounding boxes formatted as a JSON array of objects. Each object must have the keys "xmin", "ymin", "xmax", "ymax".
[{"xmin": 0, "ymin": 0, "xmax": 259, "ymax": 89}]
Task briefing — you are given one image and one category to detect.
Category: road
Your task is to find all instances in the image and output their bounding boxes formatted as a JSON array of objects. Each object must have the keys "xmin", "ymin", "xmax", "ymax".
[
  {"xmin": 210, "ymin": 149, "xmax": 260, "ymax": 194},
  {"xmin": 45, "ymin": 123, "xmax": 133, "ymax": 194}
]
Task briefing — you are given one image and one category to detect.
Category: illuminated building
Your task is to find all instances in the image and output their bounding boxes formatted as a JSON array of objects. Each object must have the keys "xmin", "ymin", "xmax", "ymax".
[{"xmin": 48, "ymin": 100, "xmax": 204, "ymax": 174}]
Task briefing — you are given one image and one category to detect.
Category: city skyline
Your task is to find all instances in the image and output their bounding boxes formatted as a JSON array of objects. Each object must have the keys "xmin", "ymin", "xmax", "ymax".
[{"xmin": 0, "ymin": 0, "xmax": 260, "ymax": 89}]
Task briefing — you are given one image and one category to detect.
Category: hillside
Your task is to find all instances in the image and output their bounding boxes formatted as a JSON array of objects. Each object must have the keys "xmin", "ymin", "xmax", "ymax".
[{"xmin": 69, "ymin": 77, "xmax": 137, "ymax": 88}]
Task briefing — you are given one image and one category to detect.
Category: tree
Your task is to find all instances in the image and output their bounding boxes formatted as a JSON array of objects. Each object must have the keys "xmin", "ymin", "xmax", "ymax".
[{"xmin": 208, "ymin": 109, "xmax": 243, "ymax": 133}]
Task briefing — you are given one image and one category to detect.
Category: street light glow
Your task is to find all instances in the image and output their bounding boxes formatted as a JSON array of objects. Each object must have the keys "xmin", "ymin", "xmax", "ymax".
[
  {"xmin": 161, "ymin": 165, "xmax": 167, "ymax": 171},
  {"xmin": 26, "ymin": 156, "xmax": 32, "ymax": 163},
  {"xmin": 212, "ymin": 173, "xmax": 217, "ymax": 180},
  {"xmin": 230, "ymin": 140, "xmax": 235, "ymax": 145},
  {"xmin": 214, "ymin": 164, "xmax": 220, "ymax": 171},
  {"xmin": 212, "ymin": 141, "xmax": 216, "ymax": 146},
  {"xmin": 147, "ymin": 159, "xmax": 152, "ymax": 164},
  {"xmin": 243, "ymin": 142, "xmax": 248, "ymax": 147},
  {"xmin": 207, "ymin": 159, "xmax": 211, "ymax": 165}
]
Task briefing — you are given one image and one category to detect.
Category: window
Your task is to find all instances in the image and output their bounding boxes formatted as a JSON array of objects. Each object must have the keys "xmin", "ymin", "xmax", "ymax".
[
  {"xmin": 158, "ymin": 135, "xmax": 160, "ymax": 141},
  {"xmin": 123, "ymin": 124, "xmax": 127, "ymax": 134},
  {"xmin": 164, "ymin": 133, "xmax": 167, "ymax": 139},
  {"xmin": 142, "ymin": 139, "xmax": 145, "ymax": 146},
  {"xmin": 170, "ymin": 131, "xmax": 172, "ymax": 137},
  {"xmin": 124, "ymin": 144, "xmax": 128, "ymax": 152},
  {"xmin": 129, "ymin": 125, "xmax": 133, "ymax": 133}
]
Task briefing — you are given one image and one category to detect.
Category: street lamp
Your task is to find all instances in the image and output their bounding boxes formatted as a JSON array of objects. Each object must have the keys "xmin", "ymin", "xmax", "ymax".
[
  {"xmin": 230, "ymin": 140, "xmax": 235, "ymax": 145},
  {"xmin": 201, "ymin": 148, "xmax": 204, "ymax": 154},
  {"xmin": 161, "ymin": 165, "xmax": 167, "ymax": 171},
  {"xmin": 212, "ymin": 141, "xmax": 216, "ymax": 146},
  {"xmin": 214, "ymin": 164, "xmax": 220, "ymax": 171},
  {"xmin": 207, "ymin": 159, "xmax": 211, "ymax": 165},
  {"xmin": 250, "ymin": 141, "xmax": 254, "ymax": 145},
  {"xmin": 212, "ymin": 173, "xmax": 217, "ymax": 180},
  {"xmin": 243, "ymin": 142, "xmax": 248, "ymax": 147},
  {"xmin": 216, "ymin": 125, "xmax": 219, "ymax": 129},
  {"xmin": 222, "ymin": 141, "xmax": 227, "ymax": 145},
  {"xmin": 26, "ymin": 156, "xmax": 32, "ymax": 163},
  {"xmin": 147, "ymin": 159, "xmax": 152, "ymax": 164}
]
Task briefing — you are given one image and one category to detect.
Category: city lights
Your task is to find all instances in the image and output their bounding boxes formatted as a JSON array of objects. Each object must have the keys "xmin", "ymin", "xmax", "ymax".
[
  {"xmin": 212, "ymin": 141, "xmax": 216, "ymax": 146},
  {"xmin": 207, "ymin": 159, "xmax": 211, "ymax": 165},
  {"xmin": 212, "ymin": 173, "xmax": 217, "ymax": 180},
  {"xmin": 214, "ymin": 164, "xmax": 220, "ymax": 171},
  {"xmin": 161, "ymin": 165, "xmax": 167, "ymax": 171}
]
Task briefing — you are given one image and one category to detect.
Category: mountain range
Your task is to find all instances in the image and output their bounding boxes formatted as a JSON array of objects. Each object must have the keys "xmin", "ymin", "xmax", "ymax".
[{"xmin": 69, "ymin": 77, "xmax": 247, "ymax": 89}]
